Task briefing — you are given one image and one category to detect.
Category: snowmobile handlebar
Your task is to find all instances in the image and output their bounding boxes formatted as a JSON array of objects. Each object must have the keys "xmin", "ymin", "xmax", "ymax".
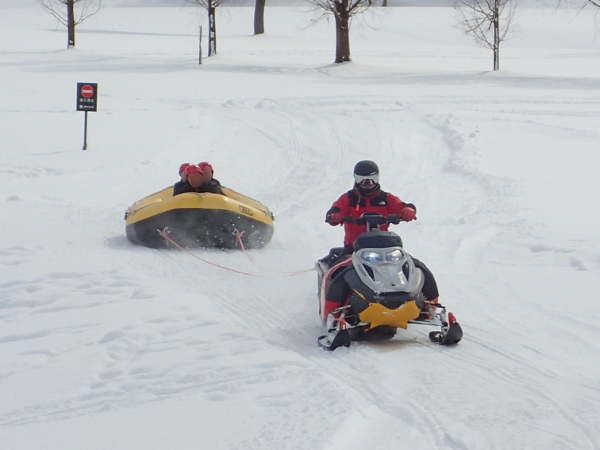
[{"xmin": 341, "ymin": 214, "xmax": 404, "ymax": 229}]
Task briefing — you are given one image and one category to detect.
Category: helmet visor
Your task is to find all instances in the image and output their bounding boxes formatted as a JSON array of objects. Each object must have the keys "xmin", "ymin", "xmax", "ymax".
[{"xmin": 354, "ymin": 173, "xmax": 379, "ymax": 187}]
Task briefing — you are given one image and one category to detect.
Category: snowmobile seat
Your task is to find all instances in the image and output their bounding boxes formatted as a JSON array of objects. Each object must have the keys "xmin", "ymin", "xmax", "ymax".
[
  {"xmin": 354, "ymin": 231, "xmax": 403, "ymax": 251},
  {"xmin": 319, "ymin": 247, "xmax": 351, "ymax": 270}
]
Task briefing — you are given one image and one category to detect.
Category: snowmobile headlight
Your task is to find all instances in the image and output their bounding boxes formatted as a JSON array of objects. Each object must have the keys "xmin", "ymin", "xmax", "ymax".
[
  {"xmin": 361, "ymin": 251, "xmax": 383, "ymax": 263},
  {"xmin": 386, "ymin": 249, "xmax": 403, "ymax": 263}
]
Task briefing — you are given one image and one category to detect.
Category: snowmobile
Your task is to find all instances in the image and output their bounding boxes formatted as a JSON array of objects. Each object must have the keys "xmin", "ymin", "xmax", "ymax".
[{"xmin": 316, "ymin": 214, "xmax": 463, "ymax": 351}]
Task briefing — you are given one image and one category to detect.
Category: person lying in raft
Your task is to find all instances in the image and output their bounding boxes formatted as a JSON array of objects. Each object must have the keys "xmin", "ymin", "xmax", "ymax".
[{"xmin": 173, "ymin": 162, "xmax": 224, "ymax": 196}]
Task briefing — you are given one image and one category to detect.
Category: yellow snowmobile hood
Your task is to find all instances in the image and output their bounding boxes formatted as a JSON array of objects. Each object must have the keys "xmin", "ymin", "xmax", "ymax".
[{"xmin": 358, "ymin": 301, "xmax": 421, "ymax": 330}]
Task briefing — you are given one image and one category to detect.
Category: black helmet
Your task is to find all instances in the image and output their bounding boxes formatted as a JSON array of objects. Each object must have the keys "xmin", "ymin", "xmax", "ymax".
[
  {"xmin": 353, "ymin": 160, "xmax": 379, "ymax": 190},
  {"xmin": 354, "ymin": 160, "xmax": 379, "ymax": 177}
]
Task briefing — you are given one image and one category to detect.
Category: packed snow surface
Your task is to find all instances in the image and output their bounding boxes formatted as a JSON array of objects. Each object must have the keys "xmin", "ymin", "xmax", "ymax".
[{"xmin": 1, "ymin": 2, "xmax": 600, "ymax": 449}]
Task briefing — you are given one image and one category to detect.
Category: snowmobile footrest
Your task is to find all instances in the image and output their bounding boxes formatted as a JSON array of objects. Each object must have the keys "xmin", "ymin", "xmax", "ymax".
[{"xmin": 318, "ymin": 329, "xmax": 351, "ymax": 351}]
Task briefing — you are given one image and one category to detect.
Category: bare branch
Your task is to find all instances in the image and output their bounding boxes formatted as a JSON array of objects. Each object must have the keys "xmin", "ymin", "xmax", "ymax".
[
  {"xmin": 310, "ymin": 0, "xmax": 371, "ymax": 18},
  {"xmin": 39, "ymin": 0, "xmax": 102, "ymax": 26},
  {"xmin": 40, "ymin": 0, "xmax": 68, "ymax": 26},
  {"xmin": 75, "ymin": 0, "xmax": 102, "ymax": 25},
  {"xmin": 189, "ymin": 0, "xmax": 224, "ymax": 8}
]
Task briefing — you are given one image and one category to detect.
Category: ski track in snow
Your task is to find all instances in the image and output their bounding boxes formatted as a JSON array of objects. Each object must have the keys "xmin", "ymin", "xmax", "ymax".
[
  {"xmin": 2, "ymin": 93, "xmax": 599, "ymax": 450},
  {"xmin": 2, "ymin": 98, "xmax": 598, "ymax": 448}
]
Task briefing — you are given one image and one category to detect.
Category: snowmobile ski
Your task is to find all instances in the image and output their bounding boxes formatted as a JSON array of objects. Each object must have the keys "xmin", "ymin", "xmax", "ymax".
[
  {"xmin": 317, "ymin": 329, "xmax": 351, "ymax": 351},
  {"xmin": 318, "ymin": 308, "xmax": 351, "ymax": 350},
  {"xmin": 428, "ymin": 312, "xmax": 463, "ymax": 345}
]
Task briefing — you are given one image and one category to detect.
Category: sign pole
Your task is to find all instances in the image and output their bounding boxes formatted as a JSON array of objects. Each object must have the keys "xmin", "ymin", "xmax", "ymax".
[
  {"xmin": 76, "ymin": 82, "xmax": 98, "ymax": 151},
  {"xmin": 199, "ymin": 25, "xmax": 203, "ymax": 65},
  {"xmin": 83, "ymin": 111, "xmax": 88, "ymax": 150}
]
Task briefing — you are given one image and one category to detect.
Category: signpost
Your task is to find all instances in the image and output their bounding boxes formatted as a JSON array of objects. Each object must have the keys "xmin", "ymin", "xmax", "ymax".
[
  {"xmin": 76, "ymin": 82, "xmax": 98, "ymax": 150},
  {"xmin": 199, "ymin": 25, "xmax": 203, "ymax": 65}
]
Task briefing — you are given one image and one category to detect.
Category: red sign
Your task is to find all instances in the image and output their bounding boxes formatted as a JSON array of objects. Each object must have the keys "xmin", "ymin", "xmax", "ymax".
[
  {"xmin": 81, "ymin": 84, "xmax": 95, "ymax": 98},
  {"xmin": 77, "ymin": 82, "xmax": 98, "ymax": 112}
]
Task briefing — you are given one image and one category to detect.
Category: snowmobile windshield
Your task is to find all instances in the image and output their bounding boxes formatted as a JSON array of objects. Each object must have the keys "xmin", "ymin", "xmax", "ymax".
[{"xmin": 353, "ymin": 247, "xmax": 423, "ymax": 295}]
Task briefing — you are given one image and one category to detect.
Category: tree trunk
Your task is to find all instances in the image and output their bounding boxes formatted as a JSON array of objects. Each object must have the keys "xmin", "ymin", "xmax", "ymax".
[
  {"xmin": 493, "ymin": 41, "xmax": 500, "ymax": 71},
  {"xmin": 382, "ymin": 0, "xmax": 388, "ymax": 6},
  {"xmin": 254, "ymin": 0, "xmax": 265, "ymax": 35},
  {"xmin": 67, "ymin": 0, "xmax": 75, "ymax": 48},
  {"xmin": 334, "ymin": 3, "xmax": 351, "ymax": 63},
  {"xmin": 208, "ymin": 2, "xmax": 217, "ymax": 56},
  {"xmin": 493, "ymin": 0, "xmax": 500, "ymax": 70}
]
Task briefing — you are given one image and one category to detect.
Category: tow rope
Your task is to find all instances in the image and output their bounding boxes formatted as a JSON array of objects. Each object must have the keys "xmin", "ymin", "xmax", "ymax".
[
  {"xmin": 232, "ymin": 228, "xmax": 313, "ymax": 275},
  {"xmin": 233, "ymin": 229, "xmax": 255, "ymax": 263},
  {"xmin": 157, "ymin": 228, "xmax": 315, "ymax": 277}
]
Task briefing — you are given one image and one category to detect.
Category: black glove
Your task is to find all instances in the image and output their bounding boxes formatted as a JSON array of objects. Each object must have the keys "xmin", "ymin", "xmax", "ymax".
[{"xmin": 326, "ymin": 212, "xmax": 342, "ymax": 225}]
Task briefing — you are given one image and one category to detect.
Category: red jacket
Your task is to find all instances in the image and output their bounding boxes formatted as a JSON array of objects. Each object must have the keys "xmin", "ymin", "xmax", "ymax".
[{"xmin": 327, "ymin": 188, "xmax": 415, "ymax": 247}]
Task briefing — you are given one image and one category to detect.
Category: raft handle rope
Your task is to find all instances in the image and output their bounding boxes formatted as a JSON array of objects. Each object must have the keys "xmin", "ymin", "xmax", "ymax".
[{"xmin": 233, "ymin": 229, "xmax": 254, "ymax": 263}]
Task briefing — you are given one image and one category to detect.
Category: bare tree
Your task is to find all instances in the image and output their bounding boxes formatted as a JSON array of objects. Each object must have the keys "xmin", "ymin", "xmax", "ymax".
[
  {"xmin": 40, "ymin": 0, "xmax": 101, "ymax": 48},
  {"xmin": 587, "ymin": 0, "xmax": 600, "ymax": 6},
  {"xmin": 254, "ymin": 0, "xmax": 266, "ymax": 35},
  {"xmin": 191, "ymin": 0, "xmax": 224, "ymax": 56},
  {"xmin": 311, "ymin": 0, "xmax": 371, "ymax": 63},
  {"xmin": 456, "ymin": 0, "xmax": 515, "ymax": 71}
]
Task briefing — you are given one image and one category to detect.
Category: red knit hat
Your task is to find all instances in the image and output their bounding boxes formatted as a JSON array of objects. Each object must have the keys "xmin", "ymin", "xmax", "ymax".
[
  {"xmin": 198, "ymin": 162, "xmax": 213, "ymax": 175},
  {"xmin": 184, "ymin": 164, "xmax": 203, "ymax": 176},
  {"xmin": 179, "ymin": 163, "xmax": 191, "ymax": 175}
]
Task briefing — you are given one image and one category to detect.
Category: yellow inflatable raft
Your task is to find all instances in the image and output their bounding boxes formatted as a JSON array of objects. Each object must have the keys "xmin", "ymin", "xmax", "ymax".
[{"xmin": 125, "ymin": 186, "xmax": 274, "ymax": 249}]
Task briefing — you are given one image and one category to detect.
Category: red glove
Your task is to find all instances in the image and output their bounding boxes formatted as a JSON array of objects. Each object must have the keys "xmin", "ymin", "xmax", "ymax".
[
  {"xmin": 399, "ymin": 207, "xmax": 416, "ymax": 222},
  {"xmin": 326, "ymin": 212, "xmax": 342, "ymax": 225}
]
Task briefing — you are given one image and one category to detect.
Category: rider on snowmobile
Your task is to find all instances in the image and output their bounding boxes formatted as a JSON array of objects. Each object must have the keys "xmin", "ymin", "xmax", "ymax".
[
  {"xmin": 321, "ymin": 160, "xmax": 439, "ymax": 320},
  {"xmin": 324, "ymin": 160, "xmax": 416, "ymax": 254}
]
